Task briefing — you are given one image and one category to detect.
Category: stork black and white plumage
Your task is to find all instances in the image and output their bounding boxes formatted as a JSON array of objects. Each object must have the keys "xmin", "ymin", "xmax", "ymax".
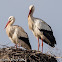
[
  {"xmin": 4, "ymin": 16, "xmax": 31, "ymax": 50},
  {"xmin": 28, "ymin": 5, "xmax": 56, "ymax": 52}
]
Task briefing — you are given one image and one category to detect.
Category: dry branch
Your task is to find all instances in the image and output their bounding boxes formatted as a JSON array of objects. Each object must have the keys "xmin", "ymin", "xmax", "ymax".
[{"xmin": 0, "ymin": 47, "xmax": 57, "ymax": 62}]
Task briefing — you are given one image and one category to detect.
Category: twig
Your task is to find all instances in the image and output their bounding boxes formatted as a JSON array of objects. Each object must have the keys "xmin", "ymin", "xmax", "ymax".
[{"xmin": 55, "ymin": 57, "xmax": 62, "ymax": 58}]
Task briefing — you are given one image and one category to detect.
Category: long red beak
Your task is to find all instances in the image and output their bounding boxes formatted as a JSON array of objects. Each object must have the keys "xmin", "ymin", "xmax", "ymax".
[
  {"xmin": 29, "ymin": 10, "xmax": 32, "ymax": 15},
  {"xmin": 4, "ymin": 21, "xmax": 11, "ymax": 29},
  {"xmin": 28, "ymin": 9, "xmax": 32, "ymax": 17}
]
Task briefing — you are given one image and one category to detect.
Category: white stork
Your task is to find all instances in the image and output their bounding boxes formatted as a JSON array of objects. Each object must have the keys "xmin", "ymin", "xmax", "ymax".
[
  {"xmin": 28, "ymin": 5, "xmax": 56, "ymax": 52},
  {"xmin": 4, "ymin": 16, "xmax": 31, "ymax": 50}
]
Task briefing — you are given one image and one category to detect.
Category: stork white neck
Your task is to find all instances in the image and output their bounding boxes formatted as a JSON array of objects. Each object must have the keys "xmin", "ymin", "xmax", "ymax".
[{"xmin": 8, "ymin": 20, "xmax": 15, "ymax": 26}]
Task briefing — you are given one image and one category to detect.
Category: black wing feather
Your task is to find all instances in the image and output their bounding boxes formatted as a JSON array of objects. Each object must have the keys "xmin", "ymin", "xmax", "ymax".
[
  {"xmin": 18, "ymin": 36, "xmax": 31, "ymax": 49},
  {"xmin": 40, "ymin": 29, "xmax": 56, "ymax": 47}
]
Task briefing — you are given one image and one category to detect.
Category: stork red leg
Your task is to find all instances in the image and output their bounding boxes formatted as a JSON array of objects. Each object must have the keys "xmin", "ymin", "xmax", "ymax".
[
  {"xmin": 18, "ymin": 43, "xmax": 20, "ymax": 48},
  {"xmin": 15, "ymin": 44, "xmax": 17, "ymax": 49},
  {"xmin": 37, "ymin": 37, "xmax": 39, "ymax": 51},
  {"xmin": 41, "ymin": 38, "xmax": 43, "ymax": 52}
]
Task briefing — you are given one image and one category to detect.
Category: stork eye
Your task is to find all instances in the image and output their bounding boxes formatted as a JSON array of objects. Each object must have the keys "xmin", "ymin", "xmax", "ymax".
[{"xmin": 10, "ymin": 18, "xmax": 11, "ymax": 19}]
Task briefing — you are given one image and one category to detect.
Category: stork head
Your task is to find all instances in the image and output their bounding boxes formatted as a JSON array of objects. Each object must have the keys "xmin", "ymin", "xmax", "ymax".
[
  {"xmin": 28, "ymin": 5, "xmax": 35, "ymax": 17},
  {"xmin": 4, "ymin": 16, "xmax": 15, "ymax": 29},
  {"xmin": 29, "ymin": 5, "xmax": 35, "ymax": 11},
  {"xmin": 8, "ymin": 16, "xmax": 15, "ymax": 22}
]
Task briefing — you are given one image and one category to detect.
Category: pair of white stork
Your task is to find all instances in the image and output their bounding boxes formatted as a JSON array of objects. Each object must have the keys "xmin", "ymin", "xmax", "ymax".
[{"xmin": 4, "ymin": 5, "xmax": 56, "ymax": 52}]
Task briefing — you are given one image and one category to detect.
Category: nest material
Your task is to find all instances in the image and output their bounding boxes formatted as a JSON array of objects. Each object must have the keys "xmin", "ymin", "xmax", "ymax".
[{"xmin": 0, "ymin": 47, "xmax": 57, "ymax": 62}]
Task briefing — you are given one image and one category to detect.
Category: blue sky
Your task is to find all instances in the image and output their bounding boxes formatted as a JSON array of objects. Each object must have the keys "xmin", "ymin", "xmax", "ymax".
[{"xmin": 0, "ymin": 0, "xmax": 62, "ymax": 61}]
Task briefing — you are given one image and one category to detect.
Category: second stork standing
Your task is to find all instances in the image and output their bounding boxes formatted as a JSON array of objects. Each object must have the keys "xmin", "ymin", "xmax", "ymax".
[{"xmin": 28, "ymin": 5, "xmax": 56, "ymax": 52}]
